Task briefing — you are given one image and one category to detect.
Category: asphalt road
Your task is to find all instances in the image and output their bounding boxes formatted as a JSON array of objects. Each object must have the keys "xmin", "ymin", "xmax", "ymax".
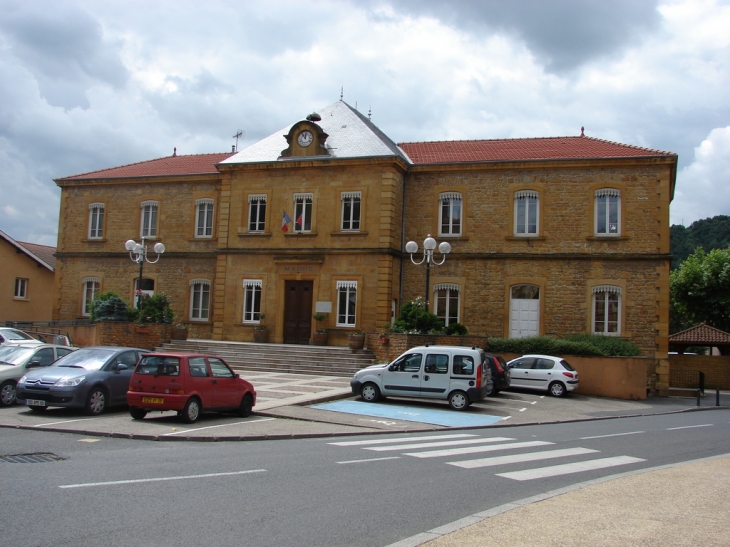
[{"xmin": 2, "ymin": 408, "xmax": 728, "ymax": 547}]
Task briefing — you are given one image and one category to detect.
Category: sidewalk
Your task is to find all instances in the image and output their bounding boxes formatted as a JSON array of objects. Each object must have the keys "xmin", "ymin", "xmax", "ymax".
[{"xmin": 404, "ymin": 454, "xmax": 730, "ymax": 547}]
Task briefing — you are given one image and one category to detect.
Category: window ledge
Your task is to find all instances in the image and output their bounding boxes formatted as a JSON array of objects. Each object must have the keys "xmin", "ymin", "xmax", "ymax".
[
  {"xmin": 437, "ymin": 235, "xmax": 468, "ymax": 240},
  {"xmin": 284, "ymin": 231, "xmax": 318, "ymax": 238},
  {"xmin": 237, "ymin": 230, "xmax": 272, "ymax": 238},
  {"xmin": 586, "ymin": 236, "xmax": 629, "ymax": 241},
  {"xmin": 13, "ymin": 297, "xmax": 29, "ymax": 301},
  {"xmin": 188, "ymin": 320, "xmax": 213, "ymax": 324},
  {"xmin": 505, "ymin": 236, "xmax": 546, "ymax": 241},
  {"xmin": 82, "ymin": 238, "xmax": 107, "ymax": 243},
  {"xmin": 330, "ymin": 231, "xmax": 369, "ymax": 237}
]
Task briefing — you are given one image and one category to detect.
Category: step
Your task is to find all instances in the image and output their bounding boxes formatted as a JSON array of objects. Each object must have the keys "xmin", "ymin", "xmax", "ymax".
[{"xmin": 153, "ymin": 339, "xmax": 378, "ymax": 377}]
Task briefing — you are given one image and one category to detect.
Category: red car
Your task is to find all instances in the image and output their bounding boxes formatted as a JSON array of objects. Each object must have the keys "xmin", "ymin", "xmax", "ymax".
[{"xmin": 127, "ymin": 353, "xmax": 256, "ymax": 423}]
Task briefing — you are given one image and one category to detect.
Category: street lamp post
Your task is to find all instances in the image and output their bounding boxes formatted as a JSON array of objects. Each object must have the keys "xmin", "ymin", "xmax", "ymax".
[
  {"xmin": 125, "ymin": 237, "xmax": 165, "ymax": 309},
  {"xmin": 405, "ymin": 234, "xmax": 451, "ymax": 313}
]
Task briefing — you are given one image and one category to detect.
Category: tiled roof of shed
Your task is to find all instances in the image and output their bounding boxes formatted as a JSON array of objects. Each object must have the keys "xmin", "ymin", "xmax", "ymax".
[
  {"xmin": 398, "ymin": 136, "xmax": 676, "ymax": 164},
  {"xmin": 57, "ymin": 152, "xmax": 235, "ymax": 180},
  {"xmin": 669, "ymin": 323, "xmax": 730, "ymax": 345}
]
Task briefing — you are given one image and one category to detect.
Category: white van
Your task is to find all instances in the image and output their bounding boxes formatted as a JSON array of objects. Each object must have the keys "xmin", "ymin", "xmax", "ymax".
[{"xmin": 350, "ymin": 345, "xmax": 492, "ymax": 410}]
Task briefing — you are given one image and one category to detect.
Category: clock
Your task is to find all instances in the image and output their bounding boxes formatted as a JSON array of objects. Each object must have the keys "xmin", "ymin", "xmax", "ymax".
[{"xmin": 297, "ymin": 130, "xmax": 313, "ymax": 147}]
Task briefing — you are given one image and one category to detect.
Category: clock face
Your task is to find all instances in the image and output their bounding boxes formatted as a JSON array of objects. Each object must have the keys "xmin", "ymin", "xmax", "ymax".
[{"xmin": 297, "ymin": 130, "xmax": 313, "ymax": 147}]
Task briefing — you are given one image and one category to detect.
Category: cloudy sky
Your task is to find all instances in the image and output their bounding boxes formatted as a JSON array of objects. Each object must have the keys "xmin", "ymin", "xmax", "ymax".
[{"xmin": 1, "ymin": 0, "xmax": 728, "ymax": 245}]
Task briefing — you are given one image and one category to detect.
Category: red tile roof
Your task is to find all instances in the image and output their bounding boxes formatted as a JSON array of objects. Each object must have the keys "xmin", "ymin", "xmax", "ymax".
[
  {"xmin": 57, "ymin": 152, "xmax": 236, "ymax": 180},
  {"xmin": 398, "ymin": 136, "xmax": 676, "ymax": 165},
  {"xmin": 17, "ymin": 241, "xmax": 56, "ymax": 269},
  {"xmin": 669, "ymin": 324, "xmax": 730, "ymax": 345}
]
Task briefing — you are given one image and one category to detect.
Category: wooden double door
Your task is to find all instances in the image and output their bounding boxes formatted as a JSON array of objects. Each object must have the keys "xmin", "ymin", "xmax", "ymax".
[{"xmin": 283, "ymin": 280, "xmax": 313, "ymax": 344}]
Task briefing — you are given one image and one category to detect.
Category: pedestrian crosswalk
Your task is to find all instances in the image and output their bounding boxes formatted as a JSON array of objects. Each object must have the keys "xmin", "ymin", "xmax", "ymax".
[{"xmin": 329, "ymin": 433, "xmax": 645, "ymax": 481}]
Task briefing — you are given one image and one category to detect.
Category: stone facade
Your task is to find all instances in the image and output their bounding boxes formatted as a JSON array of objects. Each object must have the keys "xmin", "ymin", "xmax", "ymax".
[{"xmin": 52, "ymin": 102, "xmax": 676, "ymax": 392}]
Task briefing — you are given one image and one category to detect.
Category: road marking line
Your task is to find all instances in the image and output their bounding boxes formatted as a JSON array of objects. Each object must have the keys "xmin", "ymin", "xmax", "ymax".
[
  {"xmin": 365, "ymin": 437, "xmax": 515, "ymax": 452},
  {"xmin": 496, "ymin": 456, "xmax": 646, "ymax": 481},
  {"xmin": 163, "ymin": 418, "xmax": 275, "ymax": 435},
  {"xmin": 34, "ymin": 419, "xmax": 94, "ymax": 427},
  {"xmin": 580, "ymin": 431, "xmax": 644, "ymax": 440},
  {"xmin": 337, "ymin": 457, "xmax": 401, "ymax": 464},
  {"xmin": 406, "ymin": 440, "xmax": 553, "ymax": 459},
  {"xmin": 447, "ymin": 447, "xmax": 599, "ymax": 469},
  {"xmin": 329, "ymin": 434, "xmax": 477, "ymax": 446},
  {"xmin": 59, "ymin": 469, "xmax": 267, "ymax": 489},
  {"xmin": 519, "ymin": 408, "xmax": 527, "ymax": 412},
  {"xmin": 666, "ymin": 424, "xmax": 714, "ymax": 430},
  {"xmin": 530, "ymin": 401, "xmax": 537, "ymax": 405}
]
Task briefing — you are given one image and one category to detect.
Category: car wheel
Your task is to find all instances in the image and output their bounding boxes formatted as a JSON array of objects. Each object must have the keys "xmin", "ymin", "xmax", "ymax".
[
  {"xmin": 129, "ymin": 407, "xmax": 147, "ymax": 420},
  {"xmin": 0, "ymin": 380, "xmax": 17, "ymax": 406},
  {"xmin": 238, "ymin": 393, "xmax": 253, "ymax": 418},
  {"xmin": 485, "ymin": 383, "xmax": 497, "ymax": 397},
  {"xmin": 448, "ymin": 390, "xmax": 470, "ymax": 411},
  {"xmin": 360, "ymin": 382, "xmax": 381, "ymax": 402},
  {"xmin": 181, "ymin": 397, "xmax": 201, "ymax": 424},
  {"xmin": 85, "ymin": 387, "xmax": 107, "ymax": 416},
  {"xmin": 549, "ymin": 381, "xmax": 567, "ymax": 397}
]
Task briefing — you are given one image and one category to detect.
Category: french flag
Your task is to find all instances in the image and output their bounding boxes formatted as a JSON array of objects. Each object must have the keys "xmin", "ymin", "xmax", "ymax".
[{"xmin": 282, "ymin": 211, "xmax": 292, "ymax": 232}]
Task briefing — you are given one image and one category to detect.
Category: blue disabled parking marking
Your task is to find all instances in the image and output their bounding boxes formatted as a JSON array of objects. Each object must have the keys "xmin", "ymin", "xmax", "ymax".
[{"xmin": 312, "ymin": 400, "xmax": 504, "ymax": 427}]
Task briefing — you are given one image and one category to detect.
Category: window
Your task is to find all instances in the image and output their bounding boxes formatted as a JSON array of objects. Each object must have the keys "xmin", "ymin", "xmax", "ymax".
[
  {"xmin": 514, "ymin": 190, "xmax": 539, "ymax": 236},
  {"xmin": 424, "ymin": 354, "xmax": 449, "ymax": 374},
  {"xmin": 248, "ymin": 194, "xmax": 267, "ymax": 232},
  {"xmin": 337, "ymin": 281, "xmax": 357, "ymax": 326},
  {"xmin": 209, "ymin": 357, "xmax": 234, "ymax": 378},
  {"xmin": 82, "ymin": 277, "xmax": 100, "ymax": 317},
  {"xmin": 593, "ymin": 285, "xmax": 621, "ymax": 335},
  {"xmin": 140, "ymin": 201, "xmax": 158, "ymax": 238},
  {"xmin": 243, "ymin": 280, "xmax": 262, "ymax": 323},
  {"xmin": 189, "ymin": 357, "xmax": 209, "ymax": 377},
  {"xmin": 389, "ymin": 353, "xmax": 422, "ymax": 372},
  {"xmin": 453, "ymin": 355, "xmax": 474, "ymax": 375},
  {"xmin": 434, "ymin": 283, "xmax": 460, "ymax": 326},
  {"xmin": 595, "ymin": 189, "xmax": 620, "ymax": 235},
  {"xmin": 14, "ymin": 278, "xmax": 28, "ymax": 299},
  {"xmin": 293, "ymin": 193, "xmax": 313, "ymax": 232},
  {"xmin": 88, "ymin": 203, "xmax": 104, "ymax": 239},
  {"xmin": 189, "ymin": 279, "xmax": 211, "ymax": 321},
  {"xmin": 195, "ymin": 199, "xmax": 214, "ymax": 238},
  {"xmin": 438, "ymin": 192, "xmax": 462, "ymax": 236},
  {"xmin": 341, "ymin": 192, "xmax": 361, "ymax": 231}
]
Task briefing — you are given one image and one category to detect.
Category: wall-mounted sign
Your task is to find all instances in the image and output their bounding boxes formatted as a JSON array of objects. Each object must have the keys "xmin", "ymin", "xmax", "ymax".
[{"xmin": 315, "ymin": 301, "xmax": 332, "ymax": 313}]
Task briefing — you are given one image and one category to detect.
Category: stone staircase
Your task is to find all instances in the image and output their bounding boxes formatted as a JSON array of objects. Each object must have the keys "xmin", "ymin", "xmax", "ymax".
[{"xmin": 154, "ymin": 339, "xmax": 377, "ymax": 377}]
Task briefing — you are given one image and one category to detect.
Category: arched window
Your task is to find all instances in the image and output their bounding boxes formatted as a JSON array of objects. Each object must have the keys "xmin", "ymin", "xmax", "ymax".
[
  {"xmin": 189, "ymin": 279, "xmax": 211, "ymax": 321},
  {"xmin": 438, "ymin": 192, "xmax": 462, "ymax": 236},
  {"xmin": 593, "ymin": 285, "xmax": 621, "ymax": 335},
  {"xmin": 195, "ymin": 199, "xmax": 214, "ymax": 238},
  {"xmin": 514, "ymin": 190, "xmax": 539, "ymax": 236},
  {"xmin": 595, "ymin": 189, "xmax": 621, "ymax": 235},
  {"xmin": 434, "ymin": 283, "xmax": 460, "ymax": 326}
]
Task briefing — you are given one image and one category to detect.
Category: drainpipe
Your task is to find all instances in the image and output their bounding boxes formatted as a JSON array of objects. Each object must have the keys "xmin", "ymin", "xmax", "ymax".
[{"xmin": 398, "ymin": 165, "xmax": 410, "ymax": 316}]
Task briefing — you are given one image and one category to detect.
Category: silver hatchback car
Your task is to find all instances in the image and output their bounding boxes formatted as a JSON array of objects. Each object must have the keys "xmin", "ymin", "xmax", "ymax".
[{"xmin": 506, "ymin": 354, "xmax": 579, "ymax": 397}]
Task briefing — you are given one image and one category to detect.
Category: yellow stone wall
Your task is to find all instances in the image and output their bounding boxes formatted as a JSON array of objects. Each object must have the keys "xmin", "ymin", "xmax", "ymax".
[{"xmin": 0, "ymin": 238, "xmax": 55, "ymax": 322}]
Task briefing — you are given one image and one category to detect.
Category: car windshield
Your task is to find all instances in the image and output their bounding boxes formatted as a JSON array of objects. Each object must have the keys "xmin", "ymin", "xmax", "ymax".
[
  {"xmin": 560, "ymin": 359, "xmax": 576, "ymax": 371},
  {"xmin": 0, "ymin": 346, "xmax": 35, "ymax": 365},
  {"xmin": 136, "ymin": 356, "xmax": 181, "ymax": 376},
  {"xmin": 2, "ymin": 329, "xmax": 35, "ymax": 341},
  {"xmin": 54, "ymin": 348, "xmax": 116, "ymax": 371}
]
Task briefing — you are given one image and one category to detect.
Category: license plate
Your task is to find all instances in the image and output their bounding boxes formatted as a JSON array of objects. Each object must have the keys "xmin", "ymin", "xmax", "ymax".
[
  {"xmin": 26, "ymin": 399, "xmax": 46, "ymax": 407},
  {"xmin": 142, "ymin": 397, "xmax": 164, "ymax": 404}
]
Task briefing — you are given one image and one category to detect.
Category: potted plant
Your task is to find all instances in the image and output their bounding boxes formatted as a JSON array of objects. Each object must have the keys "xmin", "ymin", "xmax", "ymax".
[
  {"xmin": 312, "ymin": 313, "xmax": 329, "ymax": 345},
  {"xmin": 253, "ymin": 313, "xmax": 269, "ymax": 343},
  {"xmin": 348, "ymin": 330, "xmax": 366, "ymax": 352},
  {"xmin": 378, "ymin": 323, "xmax": 391, "ymax": 345},
  {"xmin": 172, "ymin": 323, "xmax": 189, "ymax": 340}
]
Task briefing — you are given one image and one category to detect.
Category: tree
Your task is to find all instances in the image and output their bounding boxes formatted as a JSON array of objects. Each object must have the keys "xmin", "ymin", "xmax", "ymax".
[{"xmin": 670, "ymin": 247, "xmax": 730, "ymax": 333}]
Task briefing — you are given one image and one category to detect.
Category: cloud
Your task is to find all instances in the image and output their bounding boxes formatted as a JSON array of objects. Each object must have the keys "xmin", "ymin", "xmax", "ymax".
[
  {"xmin": 672, "ymin": 127, "xmax": 730, "ymax": 226},
  {"xmin": 0, "ymin": 1, "xmax": 128, "ymax": 109},
  {"xmin": 378, "ymin": 0, "xmax": 663, "ymax": 72}
]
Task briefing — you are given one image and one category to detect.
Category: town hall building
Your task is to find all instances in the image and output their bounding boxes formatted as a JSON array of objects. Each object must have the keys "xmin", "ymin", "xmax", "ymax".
[{"xmin": 52, "ymin": 100, "xmax": 677, "ymax": 357}]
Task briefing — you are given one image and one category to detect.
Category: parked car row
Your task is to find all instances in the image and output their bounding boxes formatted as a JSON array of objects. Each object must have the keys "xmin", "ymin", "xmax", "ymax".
[
  {"xmin": 8, "ymin": 345, "xmax": 256, "ymax": 424},
  {"xmin": 351, "ymin": 346, "xmax": 579, "ymax": 410}
]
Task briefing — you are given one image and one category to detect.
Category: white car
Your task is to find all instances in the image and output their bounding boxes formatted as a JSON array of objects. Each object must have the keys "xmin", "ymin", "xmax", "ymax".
[
  {"xmin": 506, "ymin": 354, "xmax": 579, "ymax": 397},
  {"xmin": 350, "ymin": 345, "xmax": 492, "ymax": 410},
  {"xmin": 0, "ymin": 344, "xmax": 77, "ymax": 406},
  {"xmin": 0, "ymin": 327, "xmax": 42, "ymax": 346}
]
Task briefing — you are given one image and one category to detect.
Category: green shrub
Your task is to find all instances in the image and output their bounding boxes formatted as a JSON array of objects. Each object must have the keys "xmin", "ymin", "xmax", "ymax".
[
  {"xmin": 91, "ymin": 292, "xmax": 131, "ymax": 322},
  {"xmin": 392, "ymin": 298, "xmax": 445, "ymax": 334},
  {"xmin": 445, "ymin": 322, "xmax": 468, "ymax": 336},
  {"xmin": 135, "ymin": 293, "xmax": 174, "ymax": 324},
  {"xmin": 486, "ymin": 334, "xmax": 641, "ymax": 357}
]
